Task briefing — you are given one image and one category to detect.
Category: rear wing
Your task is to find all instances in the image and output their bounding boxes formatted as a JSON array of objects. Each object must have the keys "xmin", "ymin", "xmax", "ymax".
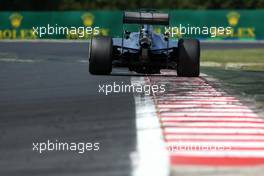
[{"xmin": 123, "ymin": 11, "xmax": 169, "ymax": 25}]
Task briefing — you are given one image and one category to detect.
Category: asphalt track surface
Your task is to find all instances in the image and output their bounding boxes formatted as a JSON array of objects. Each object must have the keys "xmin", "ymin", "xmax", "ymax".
[
  {"xmin": 0, "ymin": 42, "xmax": 136, "ymax": 176},
  {"xmin": 0, "ymin": 41, "xmax": 263, "ymax": 176}
]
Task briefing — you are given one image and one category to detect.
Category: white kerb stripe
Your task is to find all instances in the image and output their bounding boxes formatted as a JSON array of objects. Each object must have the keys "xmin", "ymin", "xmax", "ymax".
[
  {"xmin": 166, "ymin": 141, "xmax": 264, "ymax": 148},
  {"xmin": 160, "ymin": 117, "xmax": 263, "ymax": 122},
  {"xmin": 164, "ymin": 127, "xmax": 264, "ymax": 134},
  {"xmin": 162, "ymin": 122, "xmax": 264, "ymax": 128},
  {"xmin": 165, "ymin": 134, "xmax": 264, "ymax": 140},
  {"xmin": 161, "ymin": 112, "xmax": 258, "ymax": 117}
]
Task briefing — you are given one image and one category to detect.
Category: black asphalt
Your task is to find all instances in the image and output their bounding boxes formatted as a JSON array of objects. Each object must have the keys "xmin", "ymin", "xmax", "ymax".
[
  {"xmin": 0, "ymin": 42, "xmax": 136, "ymax": 176},
  {"xmin": 0, "ymin": 41, "xmax": 263, "ymax": 176}
]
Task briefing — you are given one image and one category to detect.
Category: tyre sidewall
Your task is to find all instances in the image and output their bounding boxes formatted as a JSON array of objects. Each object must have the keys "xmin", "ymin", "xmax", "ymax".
[
  {"xmin": 89, "ymin": 36, "xmax": 113, "ymax": 75},
  {"xmin": 177, "ymin": 38, "xmax": 200, "ymax": 77}
]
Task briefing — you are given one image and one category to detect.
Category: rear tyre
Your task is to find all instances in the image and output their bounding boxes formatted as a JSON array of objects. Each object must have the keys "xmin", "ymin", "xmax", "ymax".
[
  {"xmin": 89, "ymin": 36, "xmax": 113, "ymax": 75},
  {"xmin": 177, "ymin": 38, "xmax": 200, "ymax": 77}
]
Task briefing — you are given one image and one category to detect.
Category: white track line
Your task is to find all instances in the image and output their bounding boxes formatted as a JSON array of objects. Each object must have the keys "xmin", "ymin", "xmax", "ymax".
[{"xmin": 131, "ymin": 77, "xmax": 169, "ymax": 176}]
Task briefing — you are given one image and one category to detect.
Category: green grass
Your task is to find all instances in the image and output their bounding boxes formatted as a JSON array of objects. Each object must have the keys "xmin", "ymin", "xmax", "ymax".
[
  {"xmin": 201, "ymin": 49, "xmax": 264, "ymax": 63},
  {"xmin": 201, "ymin": 49, "xmax": 264, "ymax": 71}
]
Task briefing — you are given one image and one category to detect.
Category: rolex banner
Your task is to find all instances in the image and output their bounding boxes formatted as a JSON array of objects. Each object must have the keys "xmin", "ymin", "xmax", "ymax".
[{"xmin": 0, "ymin": 10, "xmax": 263, "ymax": 40}]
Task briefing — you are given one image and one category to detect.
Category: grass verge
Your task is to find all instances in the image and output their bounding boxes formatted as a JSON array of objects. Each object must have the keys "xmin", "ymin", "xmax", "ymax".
[
  {"xmin": 201, "ymin": 48, "xmax": 264, "ymax": 110},
  {"xmin": 201, "ymin": 49, "xmax": 264, "ymax": 71}
]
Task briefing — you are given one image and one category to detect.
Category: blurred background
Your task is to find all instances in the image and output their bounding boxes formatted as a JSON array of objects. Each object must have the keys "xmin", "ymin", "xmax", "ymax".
[
  {"xmin": 0, "ymin": 0, "xmax": 263, "ymax": 40},
  {"xmin": 1, "ymin": 0, "xmax": 264, "ymax": 10}
]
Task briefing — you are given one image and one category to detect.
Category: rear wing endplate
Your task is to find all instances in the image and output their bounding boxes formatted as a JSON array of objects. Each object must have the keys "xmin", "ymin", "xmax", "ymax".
[{"xmin": 123, "ymin": 11, "xmax": 169, "ymax": 25}]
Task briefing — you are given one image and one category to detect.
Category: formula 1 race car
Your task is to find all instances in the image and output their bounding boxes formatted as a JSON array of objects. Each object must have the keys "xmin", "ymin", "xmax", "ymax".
[{"xmin": 89, "ymin": 11, "xmax": 200, "ymax": 77}]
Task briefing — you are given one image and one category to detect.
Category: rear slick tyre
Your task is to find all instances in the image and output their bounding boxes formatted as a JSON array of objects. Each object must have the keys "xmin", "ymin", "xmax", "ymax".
[
  {"xmin": 89, "ymin": 36, "xmax": 113, "ymax": 75},
  {"xmin": 177, "ymin": 38, "xmax": 200, "ymax": 77}
]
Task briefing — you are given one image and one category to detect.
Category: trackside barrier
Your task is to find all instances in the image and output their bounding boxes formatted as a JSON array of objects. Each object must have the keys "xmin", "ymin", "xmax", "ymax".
[{"xmin": 0, "ymin": 10, "xmax": 263, "ymax": 40}]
